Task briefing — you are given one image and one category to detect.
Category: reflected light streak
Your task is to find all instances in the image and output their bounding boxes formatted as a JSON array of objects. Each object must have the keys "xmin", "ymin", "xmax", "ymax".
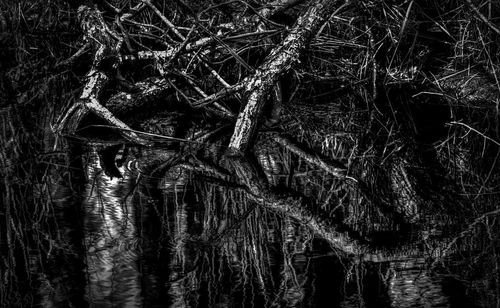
[{"xmin": 83, "ymin": 150, "xmax": 141, "ymax": 307}]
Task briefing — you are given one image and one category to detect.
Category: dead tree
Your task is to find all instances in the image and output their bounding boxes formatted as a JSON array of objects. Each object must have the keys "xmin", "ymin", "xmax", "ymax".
[{"xmin": 53, "ymin": 0, "xmax": 478, "ymax": 257}]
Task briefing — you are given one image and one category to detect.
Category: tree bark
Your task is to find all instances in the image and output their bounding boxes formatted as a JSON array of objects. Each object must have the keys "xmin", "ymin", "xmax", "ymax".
[
  {"xmin": 225, "ymin": 153, "xmax": 370, "ymax": 256},
  {"xmin": 228, "ymin": 0, "xmax": 342, "ymax": 153},
  {"xmin": 106, "ymin": 78, "xmax": 172, "ymax": 116},
  {"xmin": 53, "ymin": 5, "xmax": 149, "ymax": 145},
  {"xmin": 270, "ymin": 134, "xmax": 348, "ymax": 178}
]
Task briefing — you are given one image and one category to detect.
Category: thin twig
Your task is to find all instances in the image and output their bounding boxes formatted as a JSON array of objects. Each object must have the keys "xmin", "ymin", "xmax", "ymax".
[
  {"xmin": 466, "ymin": 0, "xmax": 500, "ymax": 36},
  {"xmin": 192, "ymin": 83, "xmax": 245, "ymax": 107},
  {"xmin": 449, "ymin": 121, "xmax": 500, "ymax": 147}
]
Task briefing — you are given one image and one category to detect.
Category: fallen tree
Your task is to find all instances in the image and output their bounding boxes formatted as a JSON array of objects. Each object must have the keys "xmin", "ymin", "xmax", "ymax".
[
  {"xmin": 51, "ymin": 0, "xmax": 500, "ymax": 258},
  {"xmin": 5, "ymin": 0, "xmax": 500, "ymax": 306}
]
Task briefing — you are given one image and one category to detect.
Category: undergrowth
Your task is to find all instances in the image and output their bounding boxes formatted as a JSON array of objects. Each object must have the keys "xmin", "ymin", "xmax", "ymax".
[{"xmin": 0, "ymin": 0, "xmax": 499, "ymax": 306}]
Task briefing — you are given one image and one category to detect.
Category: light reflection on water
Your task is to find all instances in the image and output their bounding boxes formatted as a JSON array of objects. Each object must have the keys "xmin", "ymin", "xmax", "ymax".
[
  {"xmin": 387, "ymin": 257, "xmax": 449, "ymax": 308},
  {"xmin": 84, "ymin": 151, "xmax": 141, "ymax": 307},
  {"xmin": 58, "ymin": 148, "xmax": 461, "ymax": 308}
]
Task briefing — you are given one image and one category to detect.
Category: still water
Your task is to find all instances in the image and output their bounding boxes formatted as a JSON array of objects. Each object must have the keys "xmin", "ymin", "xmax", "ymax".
[{"xmin": 0, "ymin": 145, "xmax": 491, "ymax": 307}]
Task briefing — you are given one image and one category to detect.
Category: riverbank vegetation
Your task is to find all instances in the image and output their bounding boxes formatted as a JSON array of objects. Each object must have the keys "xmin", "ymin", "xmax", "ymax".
[{"xmin": 1, "ymin": 0, "xmax": 499, "ymax": 306}]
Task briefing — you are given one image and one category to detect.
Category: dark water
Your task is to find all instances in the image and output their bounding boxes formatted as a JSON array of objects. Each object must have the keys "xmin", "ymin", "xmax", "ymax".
[
  {"xmin": 0, "ymin": 140, "xmax": 496, "ymax": 308},
  {"xmin": 16, "ymin": 149, "xmax": 480, "ymax": 307}
]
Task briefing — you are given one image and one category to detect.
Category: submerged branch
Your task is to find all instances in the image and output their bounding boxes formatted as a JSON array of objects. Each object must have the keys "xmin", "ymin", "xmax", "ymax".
[{"xmin": 225, "ymin": 153, "xmax": 370, "ymax": 256}]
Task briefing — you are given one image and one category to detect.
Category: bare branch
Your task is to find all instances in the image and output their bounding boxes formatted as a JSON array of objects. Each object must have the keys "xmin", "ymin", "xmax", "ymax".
[
  {"xmin": 465, "ymin": 0, "xmax": 500, "ymax": 36},
  {"xmin": 53, "ymin": 5, "xmax": 149, "ymax": 145},
  {"xmin": 271, "ymin": 134, "xmax": 348, "ymax": 178},
  {"xmin": 106, "ymin": 78, "xmax": 172, "ymax": 116},
  {"xmin": 229, "ymin": 0, "xmax": 343, "ymax": 152}
]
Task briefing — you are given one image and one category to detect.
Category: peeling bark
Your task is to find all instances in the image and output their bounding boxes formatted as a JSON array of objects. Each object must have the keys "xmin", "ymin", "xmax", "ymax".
[
  {"xmin": 106, "ymin": 78, "xmax": 172, "ymax": 116},
  {"xmin": 53, "ymin": 5, "xmax": 149, "ymax": 145},
  {"xmin": 229, "ymin": 0, "xmax": 341, "ymax": 152}
]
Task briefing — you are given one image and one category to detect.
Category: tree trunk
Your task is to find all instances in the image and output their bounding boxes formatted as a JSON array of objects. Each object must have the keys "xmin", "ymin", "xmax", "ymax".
[{"xmin": 228, "ymin": 0, "xmax": 342, "ymax": 153}]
